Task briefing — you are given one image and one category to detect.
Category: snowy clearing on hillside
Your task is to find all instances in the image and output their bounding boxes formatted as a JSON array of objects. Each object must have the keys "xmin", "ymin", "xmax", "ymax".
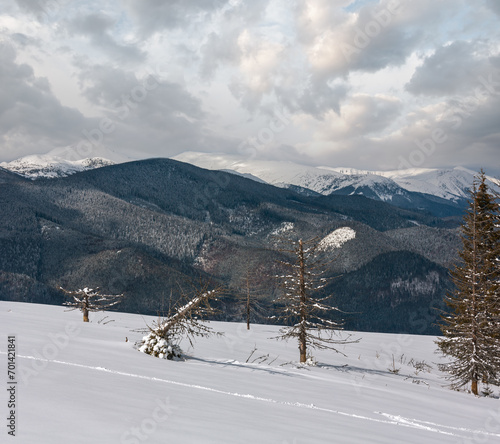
[
  {"xmin": 1, "ymin": 302, "xmax": 499, "ymax": 444},
  {"xmin": 271, "ymin": 221, "xmax": 294, "ymax": 236},
  {"xmin": 318, "ymin": 227, "xmax": 356, "ymax": 251}
]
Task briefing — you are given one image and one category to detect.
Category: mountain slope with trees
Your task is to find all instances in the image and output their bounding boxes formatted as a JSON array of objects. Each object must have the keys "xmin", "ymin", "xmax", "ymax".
[{"xmin": 0, "ymin": 158, "xmax": 465, "ymax": 334}]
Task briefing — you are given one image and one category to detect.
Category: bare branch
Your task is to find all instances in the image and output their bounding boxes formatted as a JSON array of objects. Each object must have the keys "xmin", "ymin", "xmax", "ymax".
[{"xmin": 61, "ymin": 286, "xmax": 124, "ymax": 322}]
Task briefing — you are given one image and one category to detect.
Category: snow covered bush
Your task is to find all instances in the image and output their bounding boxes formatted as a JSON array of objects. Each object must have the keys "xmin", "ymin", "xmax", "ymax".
[{"xmin": 138, "ymin": 332, "xmax": 182, "ymax": 360}]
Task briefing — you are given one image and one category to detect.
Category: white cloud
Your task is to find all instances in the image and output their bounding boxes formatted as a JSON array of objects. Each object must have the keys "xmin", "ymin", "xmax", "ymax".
[
  {"xmin": 0, "ymin": 43, "xmax": 93, "ymax": 160},
  {"xmin": 1, "ymin": 0, "xmax": 499, "ymax": 175}
]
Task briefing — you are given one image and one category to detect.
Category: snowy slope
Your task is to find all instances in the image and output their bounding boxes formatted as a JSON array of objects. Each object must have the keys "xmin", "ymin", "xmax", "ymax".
[
  {"xmin": 381, "ymin": 167, "xmax": 499, "ymax": 201},
  {"xmin": 173, "ymin": 152, "xmax": 415, "ymax": 202},
  {"xmin": 322, "ymin": 166, "xmax": 499, "ymax": 202},
  {"xmin": 0, "ymin": 155, "xmax": 115, "ymax": 179},
  {"xmin": 318, "ymin": 227, "xmax": 356, "ymax": 251},
  {"xmin": 173, "ymin": 151, "xmax": 346, "ymax": 194},
  {"xmin": 173, "ymin": 152, "xmax": 496, "ymax": 204},
  {"xmin": 2, "ymin": 301, "xmax": 499, "ymax": 444},
  {"xmin": 0, "ymin": 145, "xmax": 132, "ymax": 179}
]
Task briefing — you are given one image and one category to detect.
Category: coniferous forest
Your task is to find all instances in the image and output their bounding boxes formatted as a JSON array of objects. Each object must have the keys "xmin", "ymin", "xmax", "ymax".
[{"xmin": 0, "ymin": 159, "xmax": 467, "ymax": 335}]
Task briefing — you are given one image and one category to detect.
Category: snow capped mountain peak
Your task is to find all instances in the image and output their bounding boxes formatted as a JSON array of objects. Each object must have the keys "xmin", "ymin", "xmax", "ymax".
[
  {"xmin": 2, "ymin": 147, "xmax": 496, "ymax": 206},
  {"xmin": 173, "ymin": 152, "xmax": 498, "ymax": 206},
  {"xmin": 378, "ymin": 167, "xmax": 498, "ymax": 201},
  {"xmin": 0, "ymin": 153, "xmax": 115, "ymax": 179}
]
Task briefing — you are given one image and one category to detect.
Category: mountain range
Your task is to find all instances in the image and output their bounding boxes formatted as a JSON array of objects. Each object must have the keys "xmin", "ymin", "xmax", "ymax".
[
  {"xmin": 173, "ymin": 152, "xmax": 500, "ymax": 217},
  {"xmin": 4, "ymin": 150, "xmax": 498, "ymax": 218},
  {"xmin": 0, "ymin": 154, "xmax": 472, "ymax": 334}
]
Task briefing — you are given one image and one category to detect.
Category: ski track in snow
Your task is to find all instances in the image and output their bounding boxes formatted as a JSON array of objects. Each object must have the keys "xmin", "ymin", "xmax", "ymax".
[{"xmin": 5, "ymin": 352, "xmax": 500, "ymax": 440}]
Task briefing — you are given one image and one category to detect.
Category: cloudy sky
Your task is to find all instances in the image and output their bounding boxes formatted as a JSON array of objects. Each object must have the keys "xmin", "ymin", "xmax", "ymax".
[{"xmin": 1, "ymin": 0, "xmax": 499, "ymax": 174}]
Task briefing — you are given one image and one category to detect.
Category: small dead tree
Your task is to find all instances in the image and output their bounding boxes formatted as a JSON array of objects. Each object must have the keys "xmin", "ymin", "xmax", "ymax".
[
  {"xmin": 272, "ymin": 236, "xmax": 357, "ymax": 363},
  {"xmin": 62, "ymin": 287, "xmax": 124, "ymax": 322},
  {"xmin": 236, "ymin": 267, "xmax": 267, "ymax": 330},
  {"xmin": 137, "ymin": 283, "xmax": 223, "ymax": 360}
]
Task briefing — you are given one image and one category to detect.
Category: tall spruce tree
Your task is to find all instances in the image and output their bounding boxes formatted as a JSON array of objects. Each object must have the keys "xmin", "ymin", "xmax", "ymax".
[{"xmin": 437, "ymin": 171, "xmax": 500, "ymax": 395}]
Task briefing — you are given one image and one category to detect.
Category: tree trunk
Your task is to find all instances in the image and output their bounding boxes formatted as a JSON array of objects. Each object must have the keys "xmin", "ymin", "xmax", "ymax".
[
  {"xmin": 246, "ymin": 274, "xmax": 251, "ymax": 330},
  {"xmin": 299, "ymin": 239, "xmax": 307, "ymax": 363},
  {"xmin": 82, "ymin": 296, "xmax": 90, "ymax": 322},
  {"xmin": 299, "ymin": 338, "xmax": 307, "ymax": 363},
  {"xmin": 471, "ymin": 378, "xmax": 478, "ymax": 396},
  {"xmin": 246, "ymin": 303, "xmax": 250, "ymax": 330}
]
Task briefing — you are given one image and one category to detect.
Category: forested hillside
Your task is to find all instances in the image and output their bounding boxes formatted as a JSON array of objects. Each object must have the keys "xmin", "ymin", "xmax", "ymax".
[{"xmin": 0, "ymin": 158, "xmax": 462, "ymax": 333}]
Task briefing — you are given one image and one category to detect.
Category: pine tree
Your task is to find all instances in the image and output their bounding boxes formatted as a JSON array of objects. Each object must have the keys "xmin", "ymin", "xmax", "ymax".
[
  {"xmin": 272, "ymin": 236, "xmax": 357, "ymax": 363},
  {"xmin": 483, "ymin": 176, "xmax": 500, "ymax": 332},
  {"xmin": 437, "ymin": 171, "xmax": 500, "ymax": 395},
  {"xmin": 62, "ymin": 287, "xmax": 124, "ymax": 322}
]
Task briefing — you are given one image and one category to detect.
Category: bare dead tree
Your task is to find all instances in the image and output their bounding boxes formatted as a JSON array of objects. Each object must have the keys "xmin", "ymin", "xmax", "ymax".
[
  {"xmin": 137, "ymin": 282, "xmax": 224, "ymax": 359},
  {"xmin": 236, "ymin": 267, "xmax": 267, "ymax": 330},
  {"xmin": 272, "ymin": 236, "xmax": 358, "ymax": 363},
  {"xmin": 61, "ymin": 287, "xmax": 124, "ymax": 322}
]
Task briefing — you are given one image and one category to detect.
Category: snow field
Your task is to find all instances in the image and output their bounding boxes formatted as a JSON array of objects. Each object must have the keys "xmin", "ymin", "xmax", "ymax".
[{"xmin": 1, "ymin": 301, "xmax": 499, "ymax": 444}]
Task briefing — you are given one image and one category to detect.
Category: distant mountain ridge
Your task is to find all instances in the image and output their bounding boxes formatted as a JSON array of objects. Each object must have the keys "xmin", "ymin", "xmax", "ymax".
[
  {"xmin": 0, "ymin": 145, "xmax": 133, "ymax": 179},
  {"xmin": 174, "ymin": 152, "xmax": 499, "ymax": 204},
  {"xmin": 0, "ymin": 154, "xmax": 115, "ymax": 179},
  {"xmin": 171, "ymin": 152, "xmax": 496, "ymax": 217},
  {"xmin": 3, "ymin": 150, "xmax": 497, "ymax": 216}
]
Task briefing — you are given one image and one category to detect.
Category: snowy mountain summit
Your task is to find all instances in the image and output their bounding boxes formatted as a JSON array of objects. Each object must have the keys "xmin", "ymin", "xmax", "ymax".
[
  {"xmin": 0, "ymin": 155, "xmax": 115, "ymax": 179},
  {"xmin": 0, "ymin": 145, "xmax": 132, "ymax": 179},
  {"xmin": 173, "ymin": 152, "xmax": 499, "ymax": 207},
  {"xmin": 2, "ymin": 148, "xmax": 497, "ymax": 208}
]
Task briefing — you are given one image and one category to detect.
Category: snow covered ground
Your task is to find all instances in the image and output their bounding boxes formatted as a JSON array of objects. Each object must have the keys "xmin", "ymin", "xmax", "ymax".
[{"xmin": 1, "ymin": 301, "xmax": 499, "ymax": 444}]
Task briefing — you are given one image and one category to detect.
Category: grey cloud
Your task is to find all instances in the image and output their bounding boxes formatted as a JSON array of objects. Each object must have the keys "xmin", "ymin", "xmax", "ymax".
[
  {"xmin": 342, "ymin": 94, "xmax": 402, "ymax": 137},
  {"xmin": 313, "ymin": 0, "xmax": 459, "ymax": 79},
  {"xmin": 222, "ymin": 0, "xmax": 269, "ymax": 23},
  {"xmin": 75, "ymin": 62, "xmax": 144, "ymax": 107},
  {"xmin": 445, "ymin": 91, "xmax": 500, "ymax": 148},
  {"xmin": 14, "ymin": 0, "xmax": 62, "ymax": 20},
  {"xmin": 10, "ymin": 33, "xmax": 41, "ymax": 48},
  {"xmin": 293, "ymin": 82, "xmax": 348, "ymax": 118},
  {"xmin": 0, "ymin": 43, "xmax": 92, "ymax": 161},
  {"xmin": 75, "ymin": 62, "xmax": 204, "ymax": 119},
  {"xmin": 486, "ymin": 0, "xmax": 500, "ymax": 16},
  {"xmin": 199, "ymin": 30, "xmax": 241, "ymax": 80},
  {"xmin": 406, "ymin": 41, "xmax": 493, "ymax": 97},
  {"xmin": 344, "ymin": 26, "xmax": 420, "ymax": 75},
  {"xmin": 70, "ymin": 13, "xmax": 146, "ymax": 64},
  {"xmin": 71, "ymin": 62, "xmax": 221, "ymax": 159},
  {"xmin": 122, "ymin": 0, "xmax": 229, "ymax": 37},
  {"xmin": 198, "ymin": 0, "xmax": 271, "ymax": 80},
  {"xmin": 347, "ymin": 84, "xmax": 500, "ymax": 173},
  {"xmin": 228, "ymin": 80, "xmax": 263, "ymax": 114}
]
